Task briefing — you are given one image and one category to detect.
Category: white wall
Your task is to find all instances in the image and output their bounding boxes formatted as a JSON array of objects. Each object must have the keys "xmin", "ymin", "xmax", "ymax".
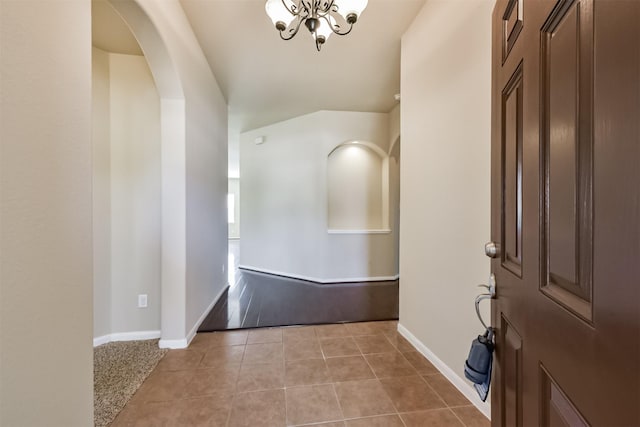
[
  {"xmin": 93, "ymin": 47, "xmax": 112, "ymax": 339},
  {"xmin": 389, "ymin": 140, "xmax": 400, "ymax": 275},
  {"xmin": 328, "ymin": 145, "xmax": 384, "ymax": 230},
  {"xmin": 109, "ymin": 53, "xmax": 161, "ymax": 334},
  {"xmin": 388, "ymin": 104, "xmax": 401, "ymax": 273},
  {"xmin": 93, "ymin": 48, "xmax": 162, "ymax": 341},
  {"xmin": 240, "ymin": 110, "xmax": 398, "ymax": 282},
  {"xmin": 171, "ymin": 8, "xmax": 229, "ymax": 339},
  {"xmin": 389, "ymin": 104, "xmax": 400, "ymax": 147},
  {"xmin": 143, "ymin": 0, "xmax": 229, "ymax": 343},
  {"xmin": 109, "ymin": 0, "xmax": 228, "ymax": 346},
  {"xmin": 399, "ymin": 0, "xmax": 493, "ymax": 415},
  {"xmin": 228, "ymin": 178, "xmax": 241, "ymax": 239},
  {"xmin": 111, "ymin": 53, "xmax": 161, "ymax": 334},
  {"xmin": 0, "ymin": 1, "xmax": 94, "ymax": 425}
]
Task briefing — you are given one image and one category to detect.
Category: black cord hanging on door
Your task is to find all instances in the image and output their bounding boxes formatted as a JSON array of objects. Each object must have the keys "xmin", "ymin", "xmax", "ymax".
[{"xmin": 465, "ymin": 274, "xmax": 496, "ymax": 402}]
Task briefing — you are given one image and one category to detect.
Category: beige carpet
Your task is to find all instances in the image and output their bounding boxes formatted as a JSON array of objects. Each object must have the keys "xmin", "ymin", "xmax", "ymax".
[{"xmin": 94, "ymin": 339, "xmax": 167, "ymax": 426}]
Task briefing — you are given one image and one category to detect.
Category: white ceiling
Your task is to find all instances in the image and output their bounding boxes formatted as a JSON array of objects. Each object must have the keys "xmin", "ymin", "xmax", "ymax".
[
  {"xmin": 92, "ymin": 0, "xmax": 426, "ymax": 177},
  {"xmin": 180, "ymin": 0, "xmax": 425, "ymax": 134}
]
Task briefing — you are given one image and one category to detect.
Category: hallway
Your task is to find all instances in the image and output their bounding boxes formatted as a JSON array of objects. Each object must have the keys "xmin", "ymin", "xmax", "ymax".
[
  {"xmin": 199, "ymin": 241, "xmax": 399, "ymax": 331},
  {"xmin": 0, "ymin": 1, "xmax": 499, "ymax": 424},
  {"xmin": 113, "ymin": 321, "xmax": 489, "ymax": 426}
]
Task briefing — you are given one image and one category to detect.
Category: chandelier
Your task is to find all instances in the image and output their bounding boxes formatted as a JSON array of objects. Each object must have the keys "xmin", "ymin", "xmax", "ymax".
[{"xmin": 265, "ymin": 0, "xmax": 368, "ymax": 51}]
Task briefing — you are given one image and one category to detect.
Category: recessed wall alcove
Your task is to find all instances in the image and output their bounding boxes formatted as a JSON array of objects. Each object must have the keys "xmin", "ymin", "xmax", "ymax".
[
  {"xmin": 239, "ymin": 110, "xmax": 399, "ymax": 282},
  {"xmin": 327, "ymin": 141, "xmax": 391, "ymax": 233}
]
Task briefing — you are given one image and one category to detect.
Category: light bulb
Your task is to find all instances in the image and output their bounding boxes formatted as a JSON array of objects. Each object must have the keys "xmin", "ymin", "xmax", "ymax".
[
  {"xmin": 336, "ymin": 0, "xmax": 368, "ymax": 20},
  {"xmin": 265, "ymin": 0, "xmax": 296, "ymax": 29},
  {"xmin": 315, "ymin": 16, "xmax": 334, "ymax": 41}
]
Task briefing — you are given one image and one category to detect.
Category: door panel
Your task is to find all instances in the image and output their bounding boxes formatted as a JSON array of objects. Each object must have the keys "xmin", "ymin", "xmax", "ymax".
[
  {"xmin": 540, "ymin": 366, "xmax": 589, "ymax": 427},
  {"xmin": 500, "ymin": 315, "xmax": 523, "ymax": 427},
  {"xmin": 540, "ymin": 0, "xmax": 594, "ymax": 319},
  {"xmin": 491, "ymin": 0, "xmax": 640, "ymax": 425},
  {"xmin": 501, "ymin": 0, "xmax": 523, "ymax": 62},
  {"xmin": 501, "ymin": 63, "xmax": 523, "ymax": 277}
]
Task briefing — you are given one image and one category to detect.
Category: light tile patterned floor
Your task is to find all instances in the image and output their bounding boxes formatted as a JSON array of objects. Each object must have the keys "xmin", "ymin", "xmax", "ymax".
[{"xmin": 112, "ymin": 321, "xmax": 490, "ymax": 427}]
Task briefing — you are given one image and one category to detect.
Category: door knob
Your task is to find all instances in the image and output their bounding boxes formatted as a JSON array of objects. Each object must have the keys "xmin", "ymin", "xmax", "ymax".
[{"xmin": 484, "ymin": 242, "xmax": 500, "ymax": 258}]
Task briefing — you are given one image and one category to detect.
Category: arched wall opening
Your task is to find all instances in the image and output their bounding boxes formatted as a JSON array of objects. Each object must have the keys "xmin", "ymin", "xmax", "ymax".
[
  {"xmin": 92, "ymin": 41, "xmax": 163, "ymax": 344},
  {"xmin": 102, "ymin": 0, "xmax": 230, "ymax": 349},
  {"xmin": 239, "ymin": 111, "xmax": 397, "ymax": 282},
  {"xmin": 92, "ymin": 0, "xmax": 188, "ymax": 347},
  {"xmin": 327, "ymin": 141, "xmax": 390, "ymax": 232}
]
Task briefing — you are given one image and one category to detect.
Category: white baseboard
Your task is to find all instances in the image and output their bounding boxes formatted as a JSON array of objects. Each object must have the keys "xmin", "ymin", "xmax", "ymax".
[
  {"xmin": 93, "ymin": 330, "xmax": 161, "ymax": 347},
  {"xmin": 158, "ymin": 338, "xmax": 188, "ymax": 349},
  {"xmin": 238, "ymin": 265, "xmax": 399, "ymax": 284},
  {"xmin": 327, "ymin": 229, "xmax": 391, "ymax": 235},
  {"xmin": 397, "ymin": 323, "xmax": 491, "ymax": 420},
  {"xmin": 158, "ymin": 283, "xmax": 229, "ymax": 350},
  {"xmin": 93, "ymin": 335, "xmax": 111, "ymax": 347},
  {"xmin": 187, "ymin": 284, "xmax": 229, "ymax": 344}
]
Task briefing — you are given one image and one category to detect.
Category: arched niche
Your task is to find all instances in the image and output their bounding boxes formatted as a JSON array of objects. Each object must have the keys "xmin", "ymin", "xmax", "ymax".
[
  {"xmin": 327, "ymin": 141, "xmax": 390, "ymax": 233},
  {"xmin": 108, "ymin": 0, "xmax": 188, "ymax": 346}
]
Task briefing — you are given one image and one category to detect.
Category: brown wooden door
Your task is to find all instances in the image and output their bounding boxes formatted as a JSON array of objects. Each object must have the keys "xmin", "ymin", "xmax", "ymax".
[{"xmin": 490, "ymin": 0, "xmax": 640, "ymax": 425}]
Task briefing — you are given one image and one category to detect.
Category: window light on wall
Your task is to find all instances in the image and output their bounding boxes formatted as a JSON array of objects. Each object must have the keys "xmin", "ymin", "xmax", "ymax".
[{"xmin": 228, "ymin": 193, "xmax": 235, "ymax": 224}]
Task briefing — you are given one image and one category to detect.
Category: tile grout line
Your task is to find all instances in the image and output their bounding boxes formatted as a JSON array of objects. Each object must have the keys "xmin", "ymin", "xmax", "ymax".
[
  {"xmin": 225, "ymin": 332, "xmax": 248, "ymax": 427},
  {"xmin": 449, "ymin": 406, "xmax": 472, "ymax": 427},
  {"xmin": 341, "ymin": 411, "xmax": 400, "ymax": 420},
  {"xmin": 359, "ymin": 343, "xmax": 405, "ymax": 422},
  {"xmin": 420, "ymin": 375, "xmax": 453, "ymax": 407},
  {"xmin": 282, "ymin": 327, "xmax": 289, "ymax": 427},
  {"xmin": 371, "ymin": 328, "xmax": 454, "ymax": 425},
  {"xmin": 329, "ymin": 382, "xmax": 346, "ymax": 425},
  {"xmin": 395, "ymin": 335, "xmax": 451, "ymax": 411},
  {"xmin": 396, "ymin": 408, "xmax": 466, "ymax": 427}
]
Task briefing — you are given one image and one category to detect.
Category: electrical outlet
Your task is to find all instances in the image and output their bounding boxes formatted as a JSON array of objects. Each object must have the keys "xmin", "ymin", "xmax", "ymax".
[
  {"xmin": 138, "ymin": 294, "xmax": 148, "ymax": 308},
  {"xmin": 222, "ymin": 264, "xmax": 225, "ymax": 274}
]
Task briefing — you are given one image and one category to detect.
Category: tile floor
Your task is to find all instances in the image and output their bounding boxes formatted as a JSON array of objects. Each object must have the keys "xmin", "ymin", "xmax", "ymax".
[{"xmin": 112, "ymin": 321, "xmax": 490, "ymax": 427}]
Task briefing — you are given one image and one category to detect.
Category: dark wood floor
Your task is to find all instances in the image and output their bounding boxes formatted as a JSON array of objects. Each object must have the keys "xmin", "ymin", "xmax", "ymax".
[{"xmin": 198, "ymin": 240, "xmax": 399, "ymax": 332}]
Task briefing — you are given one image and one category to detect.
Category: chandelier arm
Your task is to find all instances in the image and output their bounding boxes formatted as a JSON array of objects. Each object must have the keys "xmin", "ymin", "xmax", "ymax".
[
  {"xmin": 316, "ymin": 0, "xmax": 335, "ymax": 14},
  {"xmin": 269, "ymin": 0, "xmax": 362, "ymax": 50},
  {"xmin": 331, "ymin": 22, "xmax": 354, "ymax": 36},
  {"xmin": 279, "ymin": 16, "xmax": 305, "ymax": 40},
  {"xmin": 280, "ymin": 0, "xmax": 298, "ymax": 16},
  {"xmin": 316, "ymin": 0, "xmax": 338, "ymax": 16},
  {"xmin": 299, "ymin": 0, "xmax": 313, "ymax": 16},
  {"xmin": 325, "ymin": 11, "xmax": 355, "ymax": 36}
]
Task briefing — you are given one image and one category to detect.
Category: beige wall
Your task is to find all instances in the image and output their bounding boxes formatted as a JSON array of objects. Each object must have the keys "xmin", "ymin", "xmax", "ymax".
[
  {"xmin": 92, "ymin": 49, "xmax": 162, "ymax": 341},
  {"xmin": 328, "ymin": 145, "xmax": 384, "ymax": 230},
  {"xmin": 140, "ymin": 0, "xmax": 228, "ymax": 343},
  {"xmin": 109, "ymin": 0, "xmax": 228, "ymax": 346},
  {"xmin": 93, "ymin": 47, "xmax": 112, "ymax": 339},
  {"xmin": 0, "ymin": 0, "xmax": 94, "ymax": 425},
  {"xmin": 389, "ymin": 104, "xmax": 400, "ymax": 147},
  {"xmin": 389, "ymin": 139, "xmax": 400, "ymax": 274},
  {"xmin": 399, "ymin": 0, "xmax": 493, "ymax": 416},
  {"xmin": 109, "ymin": 52, "xmax": 162, "ymax": 334},
  {"xmin": 240, "ymin": 111, "xmax": 399, "ymax": 282},
  {"xmin": 388, "ymin": 104, "xmax": 401, "ymax": 272}
]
